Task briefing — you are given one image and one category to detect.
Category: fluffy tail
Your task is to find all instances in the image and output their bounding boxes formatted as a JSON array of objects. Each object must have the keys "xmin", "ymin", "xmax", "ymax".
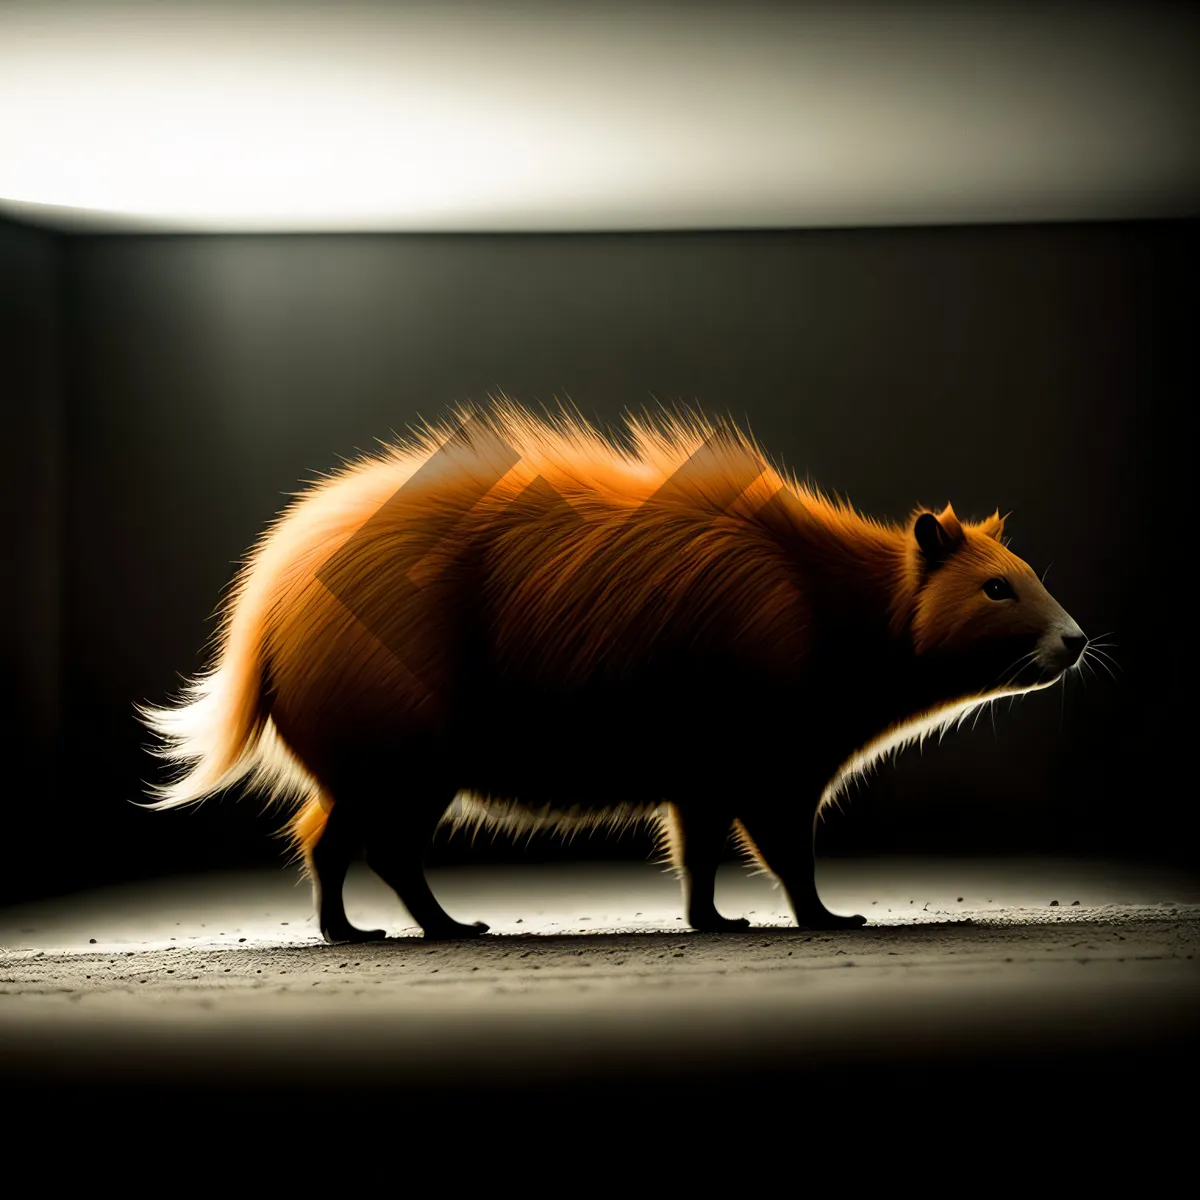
[
  {"xmin": 137, "ymin": 620, "xmax": 271, "ymax": 811},
  {"xmin": 137, "ymin": 551, "xmax": 315, "ymax": 815},
  {"xmin": 137, "ymin": 550, "xmax": 329, "ymax": 875}
]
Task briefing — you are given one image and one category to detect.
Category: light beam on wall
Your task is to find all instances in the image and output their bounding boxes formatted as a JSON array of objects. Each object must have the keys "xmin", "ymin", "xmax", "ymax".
[{"xmin": 1, "ymin": 2, "xmax": 1197, "ymax": 232}]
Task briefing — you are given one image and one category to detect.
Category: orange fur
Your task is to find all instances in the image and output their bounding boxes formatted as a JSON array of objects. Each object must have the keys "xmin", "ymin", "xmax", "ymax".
[
  {"xmin": 289, "ymin": 793, "xmax": 329, "ymax": 864},
  {"xmin": 142, "ymin": 402, "xmax": 901, "ymax": 816}
]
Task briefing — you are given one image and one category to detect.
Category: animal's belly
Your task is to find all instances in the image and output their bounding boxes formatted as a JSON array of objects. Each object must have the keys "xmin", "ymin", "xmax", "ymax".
[
  {"xmin": 446, "ymin": 789, "xmax": 663, "ymax": 842},
  {"xmin": 457, "ymin": 757, "xmax": 668, "ymax": 813}
]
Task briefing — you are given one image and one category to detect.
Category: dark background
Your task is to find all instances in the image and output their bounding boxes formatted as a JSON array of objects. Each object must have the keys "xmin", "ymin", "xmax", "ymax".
[{"xmin": 3, "ymin": 215, "xmax": 1195, "ymax": 904}]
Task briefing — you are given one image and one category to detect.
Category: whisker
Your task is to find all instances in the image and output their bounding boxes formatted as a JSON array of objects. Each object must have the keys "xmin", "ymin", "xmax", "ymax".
[
  {"xmin": 992, "ymin": 650, "xmax": 1039, "ymax": 690},
  {"xmin": 1083, "ymin": 649, "xmax": 1117, "ymax": 682},
  {"xmin": 999, "ymin": 656, "xmax": 1039, "ymax": 691},
  {"xmin": 1041, "ymin": 560, "xmax": 1055, "ymax": 585}
]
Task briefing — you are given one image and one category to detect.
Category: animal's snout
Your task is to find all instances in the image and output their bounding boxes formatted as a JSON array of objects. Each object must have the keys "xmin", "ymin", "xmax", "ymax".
[{"xmin": 1060, "ymin": 632, "xmax": 1087, "ymax": 665}]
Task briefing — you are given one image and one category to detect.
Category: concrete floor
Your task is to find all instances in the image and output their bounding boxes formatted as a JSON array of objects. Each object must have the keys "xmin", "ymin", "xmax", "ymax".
[{"xmin": 2, "ymin": 857, "xmax": 1196, "ymax": 1131}]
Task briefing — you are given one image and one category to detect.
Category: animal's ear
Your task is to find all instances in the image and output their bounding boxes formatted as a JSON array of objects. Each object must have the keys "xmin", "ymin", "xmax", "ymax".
[
  {"xmin": 977, "ymin": 509, "xmax": 1008, "ymax": 542},
  {"xmin": 913, "ymin": 505, "xmax": 965, "ymax": 567}
]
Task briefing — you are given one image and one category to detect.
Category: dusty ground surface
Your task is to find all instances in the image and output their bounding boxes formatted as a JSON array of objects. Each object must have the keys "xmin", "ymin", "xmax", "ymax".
[{"xmin": 2, "ymin": 858, "xmax": 1197, "ymax": 1128}]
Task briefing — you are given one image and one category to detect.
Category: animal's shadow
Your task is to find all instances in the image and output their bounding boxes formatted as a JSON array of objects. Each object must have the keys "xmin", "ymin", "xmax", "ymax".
[{"xmin": 280, "ymin": 917, "xmax": 1026, "ymax": 957}]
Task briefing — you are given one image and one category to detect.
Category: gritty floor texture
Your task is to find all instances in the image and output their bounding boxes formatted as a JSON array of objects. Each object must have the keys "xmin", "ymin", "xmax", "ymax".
[{"xmin": 2, "ymin": 857, "xmax": 1197, "ymax": 1134}]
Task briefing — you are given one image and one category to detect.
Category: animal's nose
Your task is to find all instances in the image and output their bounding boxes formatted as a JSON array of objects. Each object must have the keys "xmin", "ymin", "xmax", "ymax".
[{"xmin": 1060, "ymin": 633, "xmax": 1087, "ymax": 663}]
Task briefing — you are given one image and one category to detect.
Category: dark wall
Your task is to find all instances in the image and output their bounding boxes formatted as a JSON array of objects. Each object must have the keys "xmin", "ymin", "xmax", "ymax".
[
  {"xmin": 16, "ymin": 221, "xmax": 1198, "ymax": 901},
  {"xmin": 1, "ymin": 219, "xmax": 63, "ymax": 898}
]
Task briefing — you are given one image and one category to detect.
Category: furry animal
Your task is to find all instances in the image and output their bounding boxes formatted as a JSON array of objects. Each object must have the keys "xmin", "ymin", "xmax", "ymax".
[{"xmin": 140, "ymin": 403, "xmax": 1088, "ymax": 941}]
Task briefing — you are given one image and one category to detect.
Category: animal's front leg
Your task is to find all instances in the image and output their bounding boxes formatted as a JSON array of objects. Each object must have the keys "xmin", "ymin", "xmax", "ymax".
[{"xmin": 734, "ymin": 805, "xmax": 866, "ymax": 931}]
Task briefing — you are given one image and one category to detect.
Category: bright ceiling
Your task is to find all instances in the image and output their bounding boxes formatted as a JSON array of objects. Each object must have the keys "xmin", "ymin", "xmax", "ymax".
[{"xmin": 1, "ymin": 1, "xmax": 1197, "ymax": 233}]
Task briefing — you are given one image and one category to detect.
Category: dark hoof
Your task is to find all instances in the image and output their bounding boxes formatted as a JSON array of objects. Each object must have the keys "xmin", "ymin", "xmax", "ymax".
[
  {"xmin": 690, "ymin": 914, "xmax": 751, "ymax": 933},
  {"xmin": 424, "ymin": 920, "xmax": 490, "ymax": 941},
  {"xmin": 797, "ymin": 912, "xmax": 867, "ymax": 931},
  {"xmin": 322, "ymin": 926, "xmax": 388, "ymax": 945}
]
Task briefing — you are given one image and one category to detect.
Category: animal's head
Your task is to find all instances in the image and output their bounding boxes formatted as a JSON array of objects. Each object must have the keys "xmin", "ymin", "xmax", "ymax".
[{"xmin": 906, "ymin": 504, "xmax": 1086, "ymax": 696}]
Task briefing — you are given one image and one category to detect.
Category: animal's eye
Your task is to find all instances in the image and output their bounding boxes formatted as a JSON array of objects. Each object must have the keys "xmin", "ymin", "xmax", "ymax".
[{"xmin": 982, "ymin": 577, "xmax": 1016, "ymax": 601}]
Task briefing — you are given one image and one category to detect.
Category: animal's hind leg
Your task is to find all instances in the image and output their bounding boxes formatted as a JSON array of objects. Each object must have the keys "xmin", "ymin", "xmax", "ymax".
[
  {"xmin": 734, "ymin": 805, "xmax": 866, "ymax": 931},
  {"xmin": 662, "ymin": 803, "xmax": 750, "ymax": 933},
  {"xmin": 364, "ymin": 797, "xmax": 489, "ymax": 940},
  {"xmin": 310, "ymin": 800, "xmax": 387, "ymax": 945}
]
